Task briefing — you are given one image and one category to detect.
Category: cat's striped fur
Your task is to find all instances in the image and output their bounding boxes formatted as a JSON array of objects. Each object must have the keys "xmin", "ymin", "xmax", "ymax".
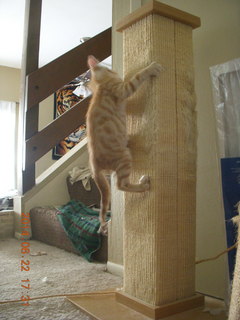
[{"xmin": 86, "ymin": 55, "xmax": 162, "ymax": 235}]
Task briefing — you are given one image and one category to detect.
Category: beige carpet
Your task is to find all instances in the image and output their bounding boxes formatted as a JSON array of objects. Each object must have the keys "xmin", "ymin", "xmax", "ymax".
[
  {"xmin": 0, "ymin": 238, "xmax": 227, "ymax": 320},
  {"xmin": 0, "ymin": 238, "xmax": 122, "ymax": 320}
]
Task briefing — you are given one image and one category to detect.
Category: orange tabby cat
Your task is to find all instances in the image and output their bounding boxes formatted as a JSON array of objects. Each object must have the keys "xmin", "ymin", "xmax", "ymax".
[{"xmin": 86, "ymin": 55, "xmax": 162, "ymax": 235}]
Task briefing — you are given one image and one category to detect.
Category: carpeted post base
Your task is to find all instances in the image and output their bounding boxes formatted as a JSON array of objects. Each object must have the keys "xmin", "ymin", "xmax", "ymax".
[{"xmin": 67, "ymin": 291, "xmax": 230, "ymax": 320}]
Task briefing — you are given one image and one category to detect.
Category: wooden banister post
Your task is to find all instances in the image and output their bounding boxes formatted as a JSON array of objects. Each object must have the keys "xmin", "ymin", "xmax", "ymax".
[{"xmin": 19, "ymin": 0, "xmax": 42, "ymax": 194}]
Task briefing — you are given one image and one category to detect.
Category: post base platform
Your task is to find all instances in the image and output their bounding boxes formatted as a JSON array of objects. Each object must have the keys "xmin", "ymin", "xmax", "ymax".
[{"xmin": 66, "ymin": 290, "xmax": 227, "ymax": 320}]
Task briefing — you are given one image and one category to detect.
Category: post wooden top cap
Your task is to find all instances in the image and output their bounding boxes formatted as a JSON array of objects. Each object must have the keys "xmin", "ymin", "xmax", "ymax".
[{"xmin": 116, "ymin": 0, "xmax": 201, "ymax": 32}]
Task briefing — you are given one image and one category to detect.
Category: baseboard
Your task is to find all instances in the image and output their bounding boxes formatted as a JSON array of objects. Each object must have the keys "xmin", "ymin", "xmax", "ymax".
[
  {"xmin": 116, "ymin": 291, "xmax": 205, "ymax": 319},
  {"xmin": 15, "ymin": 231, "xmax": 31, "ymax": 240},
  {"xmin": 107, "ymin": 261, "xmax": 124, "ymax": 277},
  {"xmin": 67, "ymin": 290, "xmax": 205, "ymax": 320},
  {"xmin": 14, "ymin": 232, "xmax": 22, "ymax": 240}
]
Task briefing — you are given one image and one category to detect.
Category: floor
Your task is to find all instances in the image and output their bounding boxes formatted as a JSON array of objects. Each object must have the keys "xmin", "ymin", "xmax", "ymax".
[
  {"xmin": 0, "ymin": 238, "xmax": 227, "ymax": 320},
  {"xmin": 0, "ymin": 238, "xmax": 122, "ymax": 320}
]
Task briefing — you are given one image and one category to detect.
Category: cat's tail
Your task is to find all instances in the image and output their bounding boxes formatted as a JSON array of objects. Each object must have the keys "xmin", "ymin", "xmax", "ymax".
[{"xmin": 93, "ymin": 171, "xmax": 110, "ymax": 235}]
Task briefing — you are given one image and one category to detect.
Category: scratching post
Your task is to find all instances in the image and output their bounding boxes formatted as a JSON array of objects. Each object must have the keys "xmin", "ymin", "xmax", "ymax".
[
  {"xmin": 117, "ymin": 1, "xmax": 202, "ymax": 317},
  {"xmin": 67, "ymin": 2, "xmax": 202, "ymax": 319}
]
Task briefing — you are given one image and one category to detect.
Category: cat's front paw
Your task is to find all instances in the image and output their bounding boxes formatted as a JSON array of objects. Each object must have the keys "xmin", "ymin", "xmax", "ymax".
[
  {"xmin": 148, "ymin": 62, "xmax": 164, "ymax": 77},
  {"xmin": 139, "ymin": 175, "xmax": 150, "ymax": 191}
]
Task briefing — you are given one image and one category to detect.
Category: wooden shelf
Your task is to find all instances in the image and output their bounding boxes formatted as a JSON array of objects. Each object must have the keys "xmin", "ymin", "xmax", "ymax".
[{"xmin": 116, "ymin": 0, "xmax": 201, "ymax": 32}]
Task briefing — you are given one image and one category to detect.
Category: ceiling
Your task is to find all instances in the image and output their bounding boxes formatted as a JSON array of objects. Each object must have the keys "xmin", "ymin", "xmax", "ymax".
[{"xmin": 0, "ymin": 0, "xmax": 112, "ymax": 69}]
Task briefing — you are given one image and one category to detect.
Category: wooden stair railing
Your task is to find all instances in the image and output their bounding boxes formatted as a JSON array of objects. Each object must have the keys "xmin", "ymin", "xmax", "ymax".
[
  {"xmin": 20, "ymin": 0, "xmax": 111, "ymax": 194},
  {"xmin": 25, "ymin": 96, "xmax": 91, "ymax": 167},
  {"xmin": 27, "ymin": 28, "xmax": 112, "ymax": 108},
  {"xmin": 25, "ymin": 27, "xmax": 111, "ymax": 167}
]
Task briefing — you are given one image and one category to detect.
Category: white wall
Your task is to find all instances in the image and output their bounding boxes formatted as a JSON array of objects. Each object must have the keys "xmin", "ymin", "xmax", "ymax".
[
  {"xmin": 36, "ymin": 95, "xmax": 56, "ymax": 176},
  {"xmin": 0, "ymin": 66, "xmax": 20, "ymax": 102}
]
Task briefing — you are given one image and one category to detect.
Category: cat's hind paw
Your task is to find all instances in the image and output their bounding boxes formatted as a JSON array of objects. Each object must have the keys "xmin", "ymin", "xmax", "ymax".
[
  {"xmin": 98, "ymin": 221, "xmax": 109, "ymax": 236},
  {"xmin": 139, "ymin": 175, "xmax": 150, "ymax": 191}
]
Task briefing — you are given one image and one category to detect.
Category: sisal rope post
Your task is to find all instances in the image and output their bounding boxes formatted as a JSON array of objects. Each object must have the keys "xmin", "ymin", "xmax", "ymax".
[
  {"xmin": 116, "ymin": 1, "xmax": 202, "ymax": 317},
  {"xmin": 66, "ymin": 2, "xmax": 202, "ymax": 319}
]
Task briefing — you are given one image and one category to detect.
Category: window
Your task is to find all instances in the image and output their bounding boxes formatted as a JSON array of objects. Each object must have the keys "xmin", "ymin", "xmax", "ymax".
[{"xmin": 0, "ymin": 100, "xmax": 17, "ymax": 197}]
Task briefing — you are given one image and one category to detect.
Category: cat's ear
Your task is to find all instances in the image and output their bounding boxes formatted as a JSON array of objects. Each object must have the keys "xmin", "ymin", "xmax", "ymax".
[{"xmin": 88, "ymin": 55, "xmax": 99, "ymax": 69}]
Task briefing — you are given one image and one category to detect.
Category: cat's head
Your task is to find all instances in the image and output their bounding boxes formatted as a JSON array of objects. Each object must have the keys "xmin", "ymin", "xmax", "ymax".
[{"xmin": 87, "ymin": 55, "xmax": 120, "ymax": 85}]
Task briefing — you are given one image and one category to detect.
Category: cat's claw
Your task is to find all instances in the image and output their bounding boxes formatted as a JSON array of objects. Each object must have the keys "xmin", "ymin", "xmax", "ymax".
[
  {"xmin": 148, "ymin": 62, "xmax": 164, "ymax": 77},
  {"xmin": 139, "ymin": 175, "xmax": 150, "ymax": 191}
]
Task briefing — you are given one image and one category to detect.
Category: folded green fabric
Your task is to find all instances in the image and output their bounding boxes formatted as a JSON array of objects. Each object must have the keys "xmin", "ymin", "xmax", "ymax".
[{"xmin": 57, "ymin": 200, "xmax": 109, "ymax": 262}]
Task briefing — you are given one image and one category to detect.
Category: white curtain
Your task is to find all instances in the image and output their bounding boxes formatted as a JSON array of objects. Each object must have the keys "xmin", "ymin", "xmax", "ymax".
[
  {"xmin": 219, "ymin": 70, "xmax": 240, "ymax": 157},
  {"xmin": 210, "ymin": 58, "xmax": 240, "ymax": 158},
  {"xmin": 0, "ymin": 101, "xmax": 17, "ymax": 197}
]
